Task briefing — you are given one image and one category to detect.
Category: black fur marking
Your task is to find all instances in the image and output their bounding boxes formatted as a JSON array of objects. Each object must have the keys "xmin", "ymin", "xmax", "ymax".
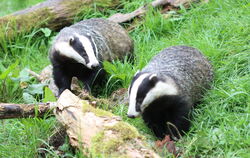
[
  {"xmin": 52, "ymin": 62, "xmax": 105, "ymax": 96},
  {"xmin": 135, "ymin": 77, "xmax": 156, "ymax": 112},
  {"xmin": 70, "ymin": 36, "xmax": 89, "ymax": 64},
  {"xmin": 53, "ymin": 65, "xmax": 72, "ymax": 95},
  {"xmin": 149, "ymin": 74, "xmax": 158, "ymax": 84},
  {"xmin": 142, "ymin": 95, "xmax": 191, "ymax": 139}
]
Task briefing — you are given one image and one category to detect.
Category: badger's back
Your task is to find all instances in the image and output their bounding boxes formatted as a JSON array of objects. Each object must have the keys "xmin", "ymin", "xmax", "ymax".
[
  {"xmin": 50, "ymin": 18, "xmax": 133, "ymax": 62},
  {"xmin": 66, "ymin": 18, "xmax": 133, "ymax": 61},
  {"xmin": 142, "ymin": 45, "xmax": 213, "ymax": 105}
]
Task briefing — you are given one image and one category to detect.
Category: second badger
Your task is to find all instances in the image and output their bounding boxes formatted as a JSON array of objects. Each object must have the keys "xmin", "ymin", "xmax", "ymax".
[
  {"xmin": 49, "ymin": 18, "xmax": 133, "ymax": 95},
  {"xmin": 127, "ymin": 46, "xmax": 213, "ymax": 139}
]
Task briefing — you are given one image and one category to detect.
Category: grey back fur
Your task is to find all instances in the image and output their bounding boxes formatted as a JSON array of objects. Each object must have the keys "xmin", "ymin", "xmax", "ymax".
[
  {"xmin": 141, "ymin": 45, "xmax": 213, "ymax": 106},
  {"xmin": 49, "ymin": 18, "xmax": 133, "ymax": 62}
]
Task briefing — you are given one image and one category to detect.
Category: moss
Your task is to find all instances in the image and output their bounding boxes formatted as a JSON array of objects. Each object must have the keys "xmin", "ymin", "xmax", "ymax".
[
  {"xmin": 63, "ymin": 0, "xmax": 120, "ymax": 9},
  {"xmin": 91, "ymin": 130, "xmax": 123, "ymax": 157},
  {"xmin": 90, "ymin": 121, "xmax": 143, "ymax": 157},
  {"xmin": 105, "ymin": 122, "xmax": 141, "ymax": 140},
  {"xmin": 94, "ymin": 0, "xmax": 121, "ymax": 8},
  {"xmin": 0, "ymin": 7, "xmax": 54, "ymax": 40},
  {"xmin": 62, "ymin": 0, "xmax": 121, "ymax": 9},
  {"xmin": 82, "ymin": 100, "xmax": 114, "ymax": 117},
  {"xmin": 104, "ymin": 139, "xmax": 123, "ymax": 152},
  {"xmin": 82, "ymin": 99, "xmax": 142, "ymax": 156},
  {"xmin": 62, "ymin": 0, "xmax": 121, "ymax": 18}
]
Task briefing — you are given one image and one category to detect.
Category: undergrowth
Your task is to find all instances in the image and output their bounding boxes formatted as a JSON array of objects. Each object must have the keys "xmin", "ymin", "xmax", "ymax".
[{"xmin": 0, "ymin": 0, "xmax": 249, "ymax": 157}]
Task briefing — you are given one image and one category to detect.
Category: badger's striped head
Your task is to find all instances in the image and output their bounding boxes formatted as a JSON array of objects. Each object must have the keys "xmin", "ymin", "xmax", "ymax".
[
  {"xmin": 127, "ymin": 72, "xmax": 178, "ymax": 118},
  {"xmin": 54, "ymin": 33, "xmax": 99, "ymax": 69}
]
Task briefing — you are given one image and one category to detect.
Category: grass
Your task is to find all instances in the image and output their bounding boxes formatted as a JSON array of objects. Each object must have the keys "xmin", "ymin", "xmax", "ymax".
[{"xmin": 0, "ymin": 0, "xmax": 250, "ymax": 157}]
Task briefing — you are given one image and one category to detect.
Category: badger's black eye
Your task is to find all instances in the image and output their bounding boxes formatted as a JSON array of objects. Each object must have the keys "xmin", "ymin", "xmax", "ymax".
[
  {"xmin": 81, "ymin": 52, "xmax": 88, "ymax": 58},
  {"xmin": 135, "ymin": 98, "xmax": 143, "ymax": 112},
  {"xmin": 149, "ymin": 74, "xmax": 158, "ymax": 85},
  {"xmin": 136, "ymin": 101, "xmax": 142, "ymax": 112},
  {"xmin": 69, "ymin": 37, "xmax": 74, "ymax": 46},
  {"xmin": 137, "ymin": 98, "xmax": 143, "ymax": 104},
  {"xmin": 70, "ymin": 36, "xmax": 89, "ymax": 62}
]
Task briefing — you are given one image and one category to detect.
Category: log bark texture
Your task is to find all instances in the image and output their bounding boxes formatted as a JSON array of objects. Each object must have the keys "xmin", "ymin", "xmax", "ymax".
[
  {"xmin": 54, "ymin": 90, "xmax": 160, "ymax": 158},
  {"xmin": 0, "ymin": 102, "xmax": 55, "ymax": 119},
  {"xmin": 0, "ymin": 0, "xmax": 120, "ymax": 39}
]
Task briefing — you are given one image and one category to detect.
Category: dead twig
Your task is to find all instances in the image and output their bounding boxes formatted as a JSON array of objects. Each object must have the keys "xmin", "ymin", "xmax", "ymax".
[{"xmin": 108, "ymin": 0, "xmax": 195, "ymax": 23}]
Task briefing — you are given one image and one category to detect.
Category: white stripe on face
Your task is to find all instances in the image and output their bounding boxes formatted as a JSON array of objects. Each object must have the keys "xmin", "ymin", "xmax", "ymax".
[
  {"xmin": 141, "ymin": 81, "xmax": 178, "ymax": 111},
  {"xmin": 91, "ymin": 37, "xmax": 99, "ymax": 57},
  {"xmin": 127, "ymin": 73, "xmax": 149, "ymax": 117},
  {"xmin": 55, "ymin": 42, "xmax": 86, "ymax": 65},
  {"xmin": 76, "ymin": 34, "xmax": 99, "ymax": 69}
]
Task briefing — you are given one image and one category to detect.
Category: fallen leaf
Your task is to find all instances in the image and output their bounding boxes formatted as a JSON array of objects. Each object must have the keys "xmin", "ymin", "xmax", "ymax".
[{"xmin": 155, "ymin": 135, "xmax": 177, "ymax": 156}]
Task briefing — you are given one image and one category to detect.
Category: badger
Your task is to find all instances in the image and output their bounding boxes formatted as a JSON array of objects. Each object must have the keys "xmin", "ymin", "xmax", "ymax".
[
  {"xmin": 49, "ymin": 18, "xmax": 133, "ymax": 96},
  {"xmin": 127, "ymin": 45, "xmax": 213, "ymax": 139}
]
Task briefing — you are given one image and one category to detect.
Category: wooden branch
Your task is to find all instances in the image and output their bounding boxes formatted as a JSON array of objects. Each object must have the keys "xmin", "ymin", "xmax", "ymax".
[
  {"xmin": 108, "ymin": 0, "xmax": 196, "ymax": 23},
  {"xmin": 0, "ymin": 89, "xmax": 116, "ymax": 120},
  {"xmin": 0, "ymin": 102, "xmax": 56, "ymax": 119},
  {"xmin": 55, "ymin": 90, "xmax": 160, "ymax": 157},
  {"xmin": 0, "ymin": 0, "xmax": 120, "ymax": 39}
]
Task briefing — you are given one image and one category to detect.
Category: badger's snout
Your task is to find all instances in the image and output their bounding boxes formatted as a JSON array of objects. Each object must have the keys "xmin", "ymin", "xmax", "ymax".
[
  {"xmin": 91, "ymin": 64, "xmax": 99, "ymax": 69},
  {"xmin": 127, "ymin": 110, "xmax": 140, "ymax": 118},
  {"xmin": 87, "ymin": 62, "xmax": 100, "ymax": 69},
  {"xmin": 127, "ymin": 114, "xmax": 136, "ymax": 118}
]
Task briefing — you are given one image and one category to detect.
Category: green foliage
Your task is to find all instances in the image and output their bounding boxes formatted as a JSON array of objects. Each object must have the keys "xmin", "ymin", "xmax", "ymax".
[
  {"xmin": 43, "ymin": 87, "xmax": 57, "ymax": 102},
  {"xmin": 0, "ymin": 60, "xmax": 19, "ymax": 79},
  {"xmin": 40, "ymin": 28, "xmax": 52, "ymax": 37},
  {"xmin": 103, "ymin": 60, "xmax": 133, "ymax": 88},
  {"xmin": 0, "ymin": 0, "xmax": 249, "ymax": 157},
  {"xmin": 22, "ymin": 92, "xmax": 37, "ymax": 104},
  {"xmin": 0, "ymin": 60, "xmax": 22, "ymax": 102},
  {"xmin": 0, "ymin": 118, "xmax": 56, "ymax": 157}
]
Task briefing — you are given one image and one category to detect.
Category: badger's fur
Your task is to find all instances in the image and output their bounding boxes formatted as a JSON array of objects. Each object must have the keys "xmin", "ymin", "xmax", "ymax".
[
  {"xmin": 127, "ymin": 46, "xmax": 213, "ymax": 139},
  {"xmin": 49, "ymin": 18, "xmax": 133, "ymax": 95}
]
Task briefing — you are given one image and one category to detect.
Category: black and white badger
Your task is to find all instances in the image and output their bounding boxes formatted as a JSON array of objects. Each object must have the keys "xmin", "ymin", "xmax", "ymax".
[
  {"xmin": 127, "ymin": 46, "xmax": 213, "ymax": 139},
  {"xmin": 49, "ymin": 18, "xmax": 133, "ymax": 96}
]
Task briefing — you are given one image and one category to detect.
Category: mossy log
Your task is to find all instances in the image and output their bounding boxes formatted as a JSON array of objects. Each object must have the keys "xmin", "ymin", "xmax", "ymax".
[
  {"xmin": 0, "ymin": 0, "xmax": 206, "ymax": 40},
  {"xmin": 55, "ymin": 90, "xmax": 159, "ymax": 158},
  {"xmin": 0, "ymin": 0, "xmax": 120, "ymax": 39}
]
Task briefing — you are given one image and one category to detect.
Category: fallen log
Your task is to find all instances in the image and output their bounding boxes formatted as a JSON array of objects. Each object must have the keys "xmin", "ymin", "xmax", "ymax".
[
  {"xmin": 0, "ymin": 93, "xmax": 112, "ymax": 119},
  {"xmin": 54, "ymin": 89, "xmax": 160, "ymax": 158},
  {"xmin": 0, "ymin": 0, "xmax": 120, "ymax": 39},
  {"xmin": 108, "ymin": 0, "xmax": 197, "ymax": 23},
  {"xmin": 0, "ymin": 102, "xmax": 55, "ymax": 119},
  {"xmin": 1, "ymin": 91, "xmax": 154, "ymax": 157}
]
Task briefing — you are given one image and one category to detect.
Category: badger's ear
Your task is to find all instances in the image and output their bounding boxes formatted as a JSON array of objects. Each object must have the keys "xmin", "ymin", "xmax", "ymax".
[
  {"xmin": 135, "ymin": 70, "xmax": 140, "ymax": 75},
  {"xmin": 69, "ymin": 36, "xmax": 74, "ymax": 46},
  {"xmin": 85, "ymin": 33, "xmax": 93, "ymax": 41},
  {"xmin": 86, "ymin": 33, "xmax": 91, "ymax": 38},
  {"xmin": 149, "ymin": 74, "xmax": 158, "ymax": 85}
]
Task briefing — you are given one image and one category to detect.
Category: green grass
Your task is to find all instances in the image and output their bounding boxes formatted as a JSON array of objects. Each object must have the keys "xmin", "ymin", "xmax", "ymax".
[{"xmin": 0, "ymin": 0, "xmax": 250, "ymax": 157}]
